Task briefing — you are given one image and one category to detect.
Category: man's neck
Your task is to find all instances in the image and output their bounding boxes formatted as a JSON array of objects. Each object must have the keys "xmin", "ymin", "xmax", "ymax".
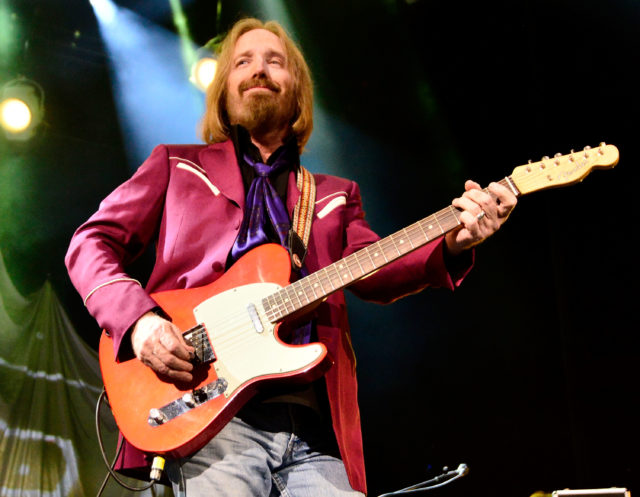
[{"xmin": 249, "ymin": 127, "xmax": 290, "ymax": 162}]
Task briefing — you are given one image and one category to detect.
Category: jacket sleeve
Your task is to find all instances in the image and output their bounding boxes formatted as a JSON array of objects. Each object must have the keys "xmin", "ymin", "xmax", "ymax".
[
  {"xmin": 341, "ymin": 179, "xmax": 473, "ymax": 304},
  {"xmin": 65, "ymin": 145, "xmax": 171, "ymax": 355}
]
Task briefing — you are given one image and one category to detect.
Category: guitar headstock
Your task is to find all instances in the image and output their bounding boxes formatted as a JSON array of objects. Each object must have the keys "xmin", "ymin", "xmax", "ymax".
[{"xmin": 510, "ymin": 143, "xmax": 619, "ymax": 195}]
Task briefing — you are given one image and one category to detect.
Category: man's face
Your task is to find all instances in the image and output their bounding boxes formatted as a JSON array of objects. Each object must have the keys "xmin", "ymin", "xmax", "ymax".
[{"xmin": 225, "ymin": 29, "xmax": 296, "ymax": 135}]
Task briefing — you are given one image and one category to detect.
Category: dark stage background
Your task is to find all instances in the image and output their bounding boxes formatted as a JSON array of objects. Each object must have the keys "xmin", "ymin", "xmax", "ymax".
[{"xmin": 1, "ymin": 0, "xmax": 638, "ymax": 495}]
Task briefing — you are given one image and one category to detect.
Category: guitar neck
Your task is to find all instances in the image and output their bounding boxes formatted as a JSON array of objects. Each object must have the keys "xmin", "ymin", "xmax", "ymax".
[{"xmin": 263, "ymin": 177, "xmax": 519, "ymax": 322}]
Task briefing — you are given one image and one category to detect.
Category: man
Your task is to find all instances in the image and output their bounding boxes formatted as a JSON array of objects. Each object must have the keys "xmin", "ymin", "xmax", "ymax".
[{"xmin": 66, "ymin": 18, "xmax": 516, "ymax": 497}]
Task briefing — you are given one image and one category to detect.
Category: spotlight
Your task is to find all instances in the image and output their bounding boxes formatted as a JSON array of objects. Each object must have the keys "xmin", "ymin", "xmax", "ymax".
[
  {"xmin": 190, "ymin": 47, "xmax": 217, "ymax": 92},
  {"xmin": 1, "ymin": 77, "xmax": 45, "ymax": 141},
  {"xmin": 190, "ymin": 36, "xmax": 223, "ymax": 92}
]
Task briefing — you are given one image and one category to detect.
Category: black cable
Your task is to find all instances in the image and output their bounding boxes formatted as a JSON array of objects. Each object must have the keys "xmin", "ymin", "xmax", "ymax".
[
  {"xmin": 95, "ymin": 388, "xmax": 156, "ymax": 495},
  {"xmin": 377, "ymin": 464, "xmax": 469, "ymax": 496},
  {"xmin": 96, "ymin": 433, "xmax": 123, "ymax": 497}
]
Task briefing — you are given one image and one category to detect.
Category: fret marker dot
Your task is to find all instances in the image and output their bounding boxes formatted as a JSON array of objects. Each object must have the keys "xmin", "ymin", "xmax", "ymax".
[{"xmin": 428, "ymin": 225, "xmax": 433, "ymax": 230}]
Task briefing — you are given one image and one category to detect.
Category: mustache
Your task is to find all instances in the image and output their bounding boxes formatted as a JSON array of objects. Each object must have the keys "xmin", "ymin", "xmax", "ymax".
[{"xmin": 239, "ymin": 76, "xmax": 281, "ymax": 94}]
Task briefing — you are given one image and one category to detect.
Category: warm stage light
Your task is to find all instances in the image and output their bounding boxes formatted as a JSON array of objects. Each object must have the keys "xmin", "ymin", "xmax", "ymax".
[
  {"xmin": 1, "ymin": 78, "xmax": 44, "ymax": 141},
  {"xmin": 1, "ymin": 98, "xmax": 32, "ymax": 133},
  {"xmin": 191, "ymin": 55, "xmax": 217, "ymax": 91}
]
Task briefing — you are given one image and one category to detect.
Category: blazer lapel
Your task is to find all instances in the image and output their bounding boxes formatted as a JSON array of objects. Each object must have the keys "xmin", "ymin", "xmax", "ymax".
[{"xmin": 199, "ymin": 141, "xmax": 245, "ymax": 210}]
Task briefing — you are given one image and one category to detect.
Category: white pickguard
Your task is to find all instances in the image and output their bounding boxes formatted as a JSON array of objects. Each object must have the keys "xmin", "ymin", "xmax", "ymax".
[{"xmin": 193, "ymin": 282, "xmax": 324, "ymax": 397}]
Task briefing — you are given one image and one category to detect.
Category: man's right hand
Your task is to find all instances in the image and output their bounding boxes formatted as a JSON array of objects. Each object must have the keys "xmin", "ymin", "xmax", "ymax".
[{"xmin": 131, "ymin": 311, "xmax": 195, "ymax": 382}]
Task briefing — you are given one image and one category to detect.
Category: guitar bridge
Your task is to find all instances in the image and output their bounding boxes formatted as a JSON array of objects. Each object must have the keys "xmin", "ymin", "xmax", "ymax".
[{"xmin": 147, "ymin": 378, "xmax": 228, "ymax": 426}]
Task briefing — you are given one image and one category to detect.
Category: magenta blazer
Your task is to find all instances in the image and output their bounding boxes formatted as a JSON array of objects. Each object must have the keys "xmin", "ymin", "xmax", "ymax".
[{"xmin": 65, "ymin": 140, "xmax": 469, "ymax": 494}]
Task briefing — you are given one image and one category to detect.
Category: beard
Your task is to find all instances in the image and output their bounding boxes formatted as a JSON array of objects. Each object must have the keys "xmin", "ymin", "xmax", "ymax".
[{"xmin": 226, "ymin": 76, "xmax": 297, "ymax": 135}]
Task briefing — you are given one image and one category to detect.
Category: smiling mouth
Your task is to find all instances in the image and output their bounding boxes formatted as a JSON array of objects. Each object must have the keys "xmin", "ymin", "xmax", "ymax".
[
  {"xmin": 239, "ymin": 77, "xmax": 280, "ymax": 94},
  {"xmin": 245, "ymin": 86, "xmax": 272, "ymax": 92}
]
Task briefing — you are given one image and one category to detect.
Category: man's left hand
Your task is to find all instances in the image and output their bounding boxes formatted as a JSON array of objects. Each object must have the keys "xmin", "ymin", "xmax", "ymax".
[{"xmin": 445, "ymin": 180, "xmax": 517, "ymax": 256}]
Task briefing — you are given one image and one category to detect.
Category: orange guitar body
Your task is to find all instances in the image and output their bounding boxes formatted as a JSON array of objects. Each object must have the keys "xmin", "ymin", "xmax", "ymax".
[{"xmin": 99, "ymin": 244, "xmax": 330, "ymax": 458}]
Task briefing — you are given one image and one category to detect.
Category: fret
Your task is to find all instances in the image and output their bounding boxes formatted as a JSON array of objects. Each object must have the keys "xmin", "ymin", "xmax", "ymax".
[
  {"xmin": 388, "ymin": 233, "xmax": 403, "ymax": 257},
  {"xmin": 267, "ymin": 294, "xmax": 284, "ymax": 320},
  {"xmin": 414, "ymin": 219, "xmax": 429, "ymax": 245},
  {"xmin": 328, "ymin": 263, "xmax": 346, "ymax": 287},
  {"xmin": 360, "ymin": 246, "xmax": 377, "ymax": 273},
  {"xmin": 432, "ymin": 211, "xmax": 445, "ymax": 234},
  {"xmin": 350, "ymin": 252, "xmax": 366, "ymax": 279},
  {"xmin": 305, "ymin": 274, "xmax": 320, "ymax": 300},
  {"xmin": 448, "ymin": 205, "xmax": 462, "ymax": 226},
  {"xmin": 281, "ymin": 290, "xmax": 295, "ymax": 315},
  {"xmin": 355, "ymin": 250, "xmax": 375, "ymax": 276},
  {"xmin": 401, "ymin": 227, "xmax": 416, "ymax": 249},
  {"xmin": 336, "ymin": 259, "xmax": 355, "ymax": 284},
  {"xmin": 345, "ymin": 254, "xmax": 364, "ymax": 280},
  {"xmin": 302, "ymin": 281, "xmax": 316, "ymax": 303},
  {"xmin": 321, "ymin": 267, "xmax": 336, "ymax": 291},
  {"xmin": 262, "ymin": 296, "xmax": 272, "ymax": 313},
  {"xmin": 288, "ymin": 282, "xmax": 305, "ymax": 309},
  {"xmin": 311, "ymin": 271, "xmax": 326, "ymax": 296},
  {"xmin": 403, "ymin": 224, "xmax": 417, "ymax": 247},
  {"xmin": 372, "ymin": 241, "xmax": 389, "ymax": 264}
]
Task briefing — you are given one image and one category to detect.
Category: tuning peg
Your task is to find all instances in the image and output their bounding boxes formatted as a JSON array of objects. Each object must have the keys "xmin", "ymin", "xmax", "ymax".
[{"xmin": 540, "ymin": 156, "xmax": 549, "ymax": 169}]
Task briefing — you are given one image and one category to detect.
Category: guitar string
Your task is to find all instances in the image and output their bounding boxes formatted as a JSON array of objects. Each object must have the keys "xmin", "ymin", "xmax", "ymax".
[
  {"xmin": 183, "ymin": 152, "xmax": 608, "ymax": 353},
  {"xmin": 188, "ymin": 181, "xmax": 481, "ymax": 350},
  {"xmin": 264, "ymin": 206, "xmax": 462, "ymax": 320},
  {"xmin": 212, "ymin": 150, "xmax": 611, "ymax": 333},
  {"xmin": 198, "ymin": 208, "xmax": 464, "ymax": 353}
]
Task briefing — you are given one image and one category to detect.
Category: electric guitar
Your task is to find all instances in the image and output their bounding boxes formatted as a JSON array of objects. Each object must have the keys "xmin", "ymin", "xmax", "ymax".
[{"xmin": 99, "ymin": 143, "xmax": 619, "ymax": 458}]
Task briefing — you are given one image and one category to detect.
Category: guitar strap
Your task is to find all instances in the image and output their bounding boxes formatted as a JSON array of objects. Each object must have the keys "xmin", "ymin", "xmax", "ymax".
[{"xmin": 288, "ymin": 165, "xmax": 315, "ymax": 271}]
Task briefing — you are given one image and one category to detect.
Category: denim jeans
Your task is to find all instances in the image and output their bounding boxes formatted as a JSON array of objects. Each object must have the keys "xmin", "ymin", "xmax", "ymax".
[{"xmin": 165, "ymin": 401, "xmax": 364, "ymax": 497}]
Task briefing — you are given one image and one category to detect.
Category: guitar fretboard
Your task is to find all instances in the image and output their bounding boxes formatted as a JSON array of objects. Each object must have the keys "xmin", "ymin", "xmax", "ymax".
[{"xmin": 262, "ymin": 177, "xmax": 518, "ymax": 322}]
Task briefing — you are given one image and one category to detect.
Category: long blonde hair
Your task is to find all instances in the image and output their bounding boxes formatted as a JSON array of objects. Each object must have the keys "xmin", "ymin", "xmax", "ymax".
[{"xmin": 201, "ymin": 18, "xmax": 314, "ymax": 152}]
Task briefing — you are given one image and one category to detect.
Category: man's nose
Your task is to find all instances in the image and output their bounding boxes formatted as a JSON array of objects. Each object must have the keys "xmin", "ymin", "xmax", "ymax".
[{"xmin": 251, "ymin": 57, "xmax": 269, "ymax": 78}]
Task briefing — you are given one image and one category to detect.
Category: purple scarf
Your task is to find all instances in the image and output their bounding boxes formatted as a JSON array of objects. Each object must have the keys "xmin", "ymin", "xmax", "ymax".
[{"xmin": 230, "ymin": 153, "xmax": 291, "ymax": 262}]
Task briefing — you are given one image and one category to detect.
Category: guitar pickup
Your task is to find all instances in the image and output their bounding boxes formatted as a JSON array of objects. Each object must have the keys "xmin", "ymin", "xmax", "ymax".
[
  {"xmin": 247, "ymin": 303, "xmax": 264, "ymax": 333},
  {"xmin": 183, "ymin": 324, "xmax": 216, "ymax": 364}
]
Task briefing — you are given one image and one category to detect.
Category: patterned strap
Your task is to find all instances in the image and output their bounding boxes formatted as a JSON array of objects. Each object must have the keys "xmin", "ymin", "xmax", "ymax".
[
  {"xmin": 292, "ymin": 166, "xmax": 316, "ymax": 248},
  {"xmin": 288, "ymin": 166, "xmax": 316, "ymax": 270}
]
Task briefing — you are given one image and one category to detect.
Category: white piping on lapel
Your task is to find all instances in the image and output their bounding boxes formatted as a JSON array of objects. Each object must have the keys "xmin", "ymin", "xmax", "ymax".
[
  {"xmin": 176, "ymin": 162, "xmax": 220, "ymax": 196},
  {"xmin": 170, "ymin": 156, "xmax": 207, "ymax": 174},
  {"xmin": 316, "ymin": 194, "xmax": 347, "ymax": 219}
]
